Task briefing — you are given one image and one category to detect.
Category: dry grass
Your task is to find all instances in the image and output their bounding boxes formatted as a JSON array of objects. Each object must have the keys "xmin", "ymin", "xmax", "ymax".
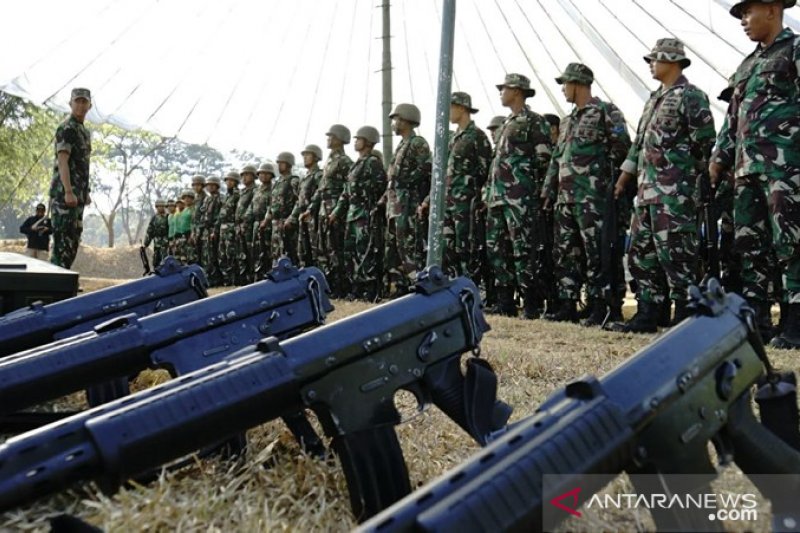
[{"xmin": 0, "ymin": 244, "xmax": 797, "ymax": 532}]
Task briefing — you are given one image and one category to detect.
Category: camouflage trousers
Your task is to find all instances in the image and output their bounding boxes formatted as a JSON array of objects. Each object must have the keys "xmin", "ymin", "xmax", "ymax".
[
  {"xmin": 486, "ymin": 204, "xmax": 533, "ymax": 294},
  {"xmin": 714, "ymin": 178, "xmax": 741, "ymax": 293},
  {"xmin": 442, "ymin": 201, "xmax": 471, "ymax": 277},
  {"xmin": 553, "ymin": 200, "xmax": 603, "ymax": 300},
  {"xmin": 218, "ymin": 223, "xmax": 238, "ymax": 286},
  {"xmin": 734, "ymin": 172, "xmax": 800, "ymax": 304},
  {"xmin": 271, "ymin": 220, "xmax": 298, "ymax": 267},
  {"xmin": 200, "ymin": 230, "xmax": 222, "ymax": 286},
  {"xmin": 298, "ymin": 218, "xmax": 316, "ymax": 268},
  {"xmin": 252, "ymin": 221, "xmax": 272, "ymax": 281},
  {"xmin": 50, "ymin": 204, "xmax": 84, "ymax": 269},
  {"xmin": 384, "ymin": 213, "xmax": 418, "ymax": 292},
  {"xmin": 151, "ymin": 237, "xmax": 168, "ymax": 269},
  {"xmin": 171, "ymin": 233, "xmax": 191, "ymax": 264},
  {"xmin": 235, "ymin": 223, "xmax": 254, "ymax": 285},
  {"xmin": 191, "ymin": 230, "xmax": 204, "ymax": 269},
  {"xmin": 343, "ymin": 217, "xmax": 372, "ymax": 293},
  {"xmin": 628, "ymin": 202, "xmax": 698, "ymax": 304},
  {"xmin": 314, "ymin": 217, "xmax": 346, "ymax": 294}
]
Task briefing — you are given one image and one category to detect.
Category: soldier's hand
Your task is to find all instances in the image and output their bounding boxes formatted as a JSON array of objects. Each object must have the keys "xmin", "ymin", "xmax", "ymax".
[
  {"xmin": 542, "ymin": 197, "xmax": 552, "ymax": 211},
  {"xmin": 284, "ymin": 219, "xmax": 294, "ymax": 230},
  {"xmin": 327, "ymin": 214, "xmax": 336, "ymax": 225},
  {"xmin": 614, "ymin": 171, "xmax": 633, "ymax": 199},
  {"xmin": 259, "ymin": 220, "xmax": 267, "ymax": 230},
  {"xmin": 417, "ymin": 202, "xmax": 429, "ymax": 219},
  {"xmin": 300, "ymin": 211, "xmax": 310, "ymax": 222},
  {"xmin": 64, "ymin": 191, "xmax": 78, "ymax": 208},
  {"xmin": 709, "ymin": 162, "xmax": 724, "ymax": 186}
]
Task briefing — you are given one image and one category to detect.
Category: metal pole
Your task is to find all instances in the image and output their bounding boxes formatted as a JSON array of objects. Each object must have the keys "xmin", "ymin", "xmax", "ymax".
[
  {"xmin": 426, "ymin": 0, "xmax": 455, "ymax": 267},
  {"xmin": 381, "ymin": 2, "xmax": 393, "ymax": 165}
]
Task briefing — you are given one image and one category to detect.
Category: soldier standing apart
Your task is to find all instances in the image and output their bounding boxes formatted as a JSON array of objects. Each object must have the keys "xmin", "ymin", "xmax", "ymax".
[
  {"xmin": 190, "ymin": 175, "xmax": 207, "ymax": 270},
  {"xmin": 542, "ymin": 63, "xmax": 631, "ymax": 325},
  {"xmin": 613, "ymin": 38, "xmax": 716, "ymax": 333},
  {"xmin": 50, "ymin": 88, "xmax": 92, "ymax": 269},
  {"xmin": 166, "ymin": 199, "xmax": 177, "ymax": 256},
  {"xmin": 484, "ymin": 74, "xmax": 552, "ymax": 318},
  {"xmin": 201, "ymin": 176, "xmax": 224, "ymax": 286},
  {"xmin": 235, "ymin": 165, "xmax": 257, "ymax": 284},
  {"xmin": 303, "ymin": 126, "xmax": 353, "ymax": 296},
  {"xmin": 286, "ymin": 145, "xmax": 323, "ymax": 267},
  {"xmin": 268, "ymin": 153, "xmax": 300, "ymax": 265},
  {"xmin": 377, "ymin": 104, "xmax": 432, "ymax": 297},
  {"xmin": 217, "ymin": 171, "xmax": 240, "ymax": 286},
  {"xmin": 711, "ymin": 0, "xmax": 800, "ymax": 348},
  {"xmin": 330, "ymin": 126, "xmax": 387, "ymax": 300},
  {"xmin": 143, "ymin": 199, "xmax": 169, "ymax": 268},
  {"xmin": 19, "ymin": 203, "xmax": 52, "ymax": 260},
  {"xmin": 251, "ymin": 163, "xmax": 275, "ymax": 281}
]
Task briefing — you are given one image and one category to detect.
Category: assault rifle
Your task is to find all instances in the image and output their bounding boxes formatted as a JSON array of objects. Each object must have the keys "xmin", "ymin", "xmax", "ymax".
[
  {"xmin": 0, "ymin": 258, "xmax": 332, "ymax": 429},
  {"xmin": 699, "ymin": 172, "xmax": 720, "ymax": 282},
  {"xmin": 531, "ymin": 208, "xmax": 557, "ymax": 314},
  {"xmin": 0, "ymin": 268, "xmax": 510, "ymax": 520},
  {"xmin": 600, "ymin": 186, "xmax": 622, "ymax": 327},
  {"xmin": 468, "ymin": 198, "xmax": 494, "ymax": 306},
  {"xmin": 0, "ymin": 257, "xmax": 207, "ymax": 358},
  {"xmin": 139, "ymin": 245, "xmax": 151, "ymax": 276},
  {"xmin": 361, "ymin": 279, "xmax": 800, "ymax": 532}
]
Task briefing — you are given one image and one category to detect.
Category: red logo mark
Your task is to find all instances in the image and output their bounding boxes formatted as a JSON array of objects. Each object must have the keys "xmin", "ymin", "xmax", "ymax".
[{"xmin": 550, "ymin": 487, "xmax": 582, "ymax": 517}]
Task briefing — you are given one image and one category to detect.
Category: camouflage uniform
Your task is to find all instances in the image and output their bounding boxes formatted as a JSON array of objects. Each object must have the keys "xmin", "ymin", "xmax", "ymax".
[
  {"xmin": 712, "ymin": 24, "xmax": 800, "ymax": 346},
  {"xmin": 248, "ymin": 166, "xmax": 273, "ymax": 282},
  {"xmin": 174, "ymin": 194, "xmax": 194, "ymax": 264},
  {"xmin": 545, "ymin": 66, "xmax": 632, "ymax": 307},
  {"xmin": 143, "ymin": 205, "xmax": 169, "ymax": 268},
  {"xmin": 201, "ymin": 181, "xmax": 224, "ymax": 286},
  {"xmin": 268, "ymin": 172, "xmax": 300, "ymax": 264},
  {"xmin": 381, "ymin": 133, "xmax": 432, "ymax": 292},
  {"xmin": 622, "ymin": 42, "xmax": 716, "ymax": 310},
  {"xmin": 235, "ymin": 174, "xmax": 256, "ymax": 284},
  {"xmin": 333, "ymin": 147, "xmax": 387, "ymax": 298},
  {"xmin": 443, "ymin": 110, "xmax": 492, "ymax": 278},
  {"xmin": 486, "ymin": 75, "xmax": 552, "ymax": 315},
  {"xmin": 217, "ymin": 175, "xmax": 240, "ymax": 286},
  {"xmin": 49, "ymin": 95, "xmax": 91, "ymax": 269},
  {"xmin": 309, "ymin": 148, "xmax": 353, "ymax": 293},
  {"xmin": 289, "ymin": 161, "xmax": 322, "ymax": 267}
]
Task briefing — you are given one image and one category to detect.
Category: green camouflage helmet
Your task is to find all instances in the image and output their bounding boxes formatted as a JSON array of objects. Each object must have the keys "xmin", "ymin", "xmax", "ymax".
[
  {"xmin": 355, "ymin": 125, "xmax": 380, "ymax": 145},
  {"xmin": 155, "ymin": 198, "xmax": 167, "ymax": 207},
  {"xmin": 276, "ymin": 152, "xmax": 295, "ymax": 166},
  {"xmin": 301, "ymin": 144, "xmax": 323, "ymax": 160},
  {"xmin": 451, "ymin": 92, "xmax": 478, "ymax": 113},
  {"xmin": 495, "ymin": 73, "xmax": 536, "ymax": 97},
  {"xmin": 389, "ymin": 103, "xmax": 421, "ymax": 125},
  {"xmin": 206, "ymin": 176, "xmax": 221, "ymax": 186},
  {"xmin": 643, "ymin": 38, "xmax": 691, "ymax": 68},
  {"xmin": 555, "ymin": 63, "xmax": 594, "ymax": 86},
  {"xmin": 240, "ymin": 164, "xmax": 258, "ymax": 176},
  {"xmin": 326, "ymin": 124, "xmax": 351, "ymax": 144},
  {"xmin": 191, "ymin": 174, "xmax": 206, "ymax": 185},
  {"xmin": 181, "ymin": 189, "xmax": 196, "ymax": 199},
  {"xmin": 257, "ymin": 162, "xmax": 276, "ymax": 175},
  {"xmin": 730, "ymin": 0, "xmax": 796, "ymax": 18},
  {"xmin": 487, "ymin": 115, "xmax": 506, "ymax": 131},
  {"xmin": 225, "ymin": 170, "xmax": 241, "ymax": 182}
]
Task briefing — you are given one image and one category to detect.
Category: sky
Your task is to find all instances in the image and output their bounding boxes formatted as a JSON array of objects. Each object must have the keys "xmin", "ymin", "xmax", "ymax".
[{"xmin": 1, "ymin": 0, "xmax": 799, "ymax": 163}]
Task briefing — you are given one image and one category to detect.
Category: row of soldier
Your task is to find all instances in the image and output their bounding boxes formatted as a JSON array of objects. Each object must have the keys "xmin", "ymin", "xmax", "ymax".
[{"xmin": 143, "ymin": 1, "xmax": 799, "ymax": 351}]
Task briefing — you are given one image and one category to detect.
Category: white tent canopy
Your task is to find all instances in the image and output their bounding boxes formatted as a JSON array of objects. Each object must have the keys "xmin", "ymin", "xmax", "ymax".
[{"xmin": 2, "ymin": 0, "xmax": 799, "ymax": 156}]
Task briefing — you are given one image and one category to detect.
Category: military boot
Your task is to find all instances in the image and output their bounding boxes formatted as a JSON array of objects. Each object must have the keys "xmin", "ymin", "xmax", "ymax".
[
  {"xmin": 771, "ymin": 303, "xmax": 800, "ymax": 350},
  {"xmin": 487, "ymin": 287, "xmax": 517, "ymax": 317},
  {"xmin": 608, "ymin": 300, "xmax": 658, "ymax": 333},
  {"xmin": 522, "ymin": 291, "xmax": 544, "ymax": 320},
  {"xmin": 671, "ymin": 300, "xmax": 691, "ymax": 326},
  {"xmin": 657, "ymin": 298, "xmax": 672, "ymax": 327},
  {"xmin": 580, "ymin": 298, "xmax": 607, "ymax": 327},
  {"xmin": 544, "ymin": 299, "xmax": 578, "ymax": 323}
]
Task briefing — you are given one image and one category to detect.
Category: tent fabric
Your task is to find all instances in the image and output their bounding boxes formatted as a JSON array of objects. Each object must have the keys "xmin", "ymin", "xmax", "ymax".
[{"xmin": 2, "ymin": 0, "xmax": 799, "ymax": 154}]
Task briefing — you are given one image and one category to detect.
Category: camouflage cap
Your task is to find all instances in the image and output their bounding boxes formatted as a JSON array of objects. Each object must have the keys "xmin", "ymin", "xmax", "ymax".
[
  {"xmin": 70, "ymin": 88, "xmax": 91, "ymax": 101},
  {"xmin": 301, "ymin": 144, "xmax": 323, "ymax": 160},
  {"xmin": 224, "ymin": 170, "xmax": 241, "ymax": 182},
  {"xmin": 154, "ymin": 199, "xmax": 167, "ymax": 207},
  {"xmin": 730, "ymin": 0, "xmax": 796, "ymax": 18},
  {"xmin": 555, "ymin": 63, "xmax": 594, "ymax": 86},
  {"xmin": 643, "ymin": 38, "xmax": 691, "ymax": 68},
  {"xmin": 495, "ymin": 73, "xmax": 536, "ymax": 98},
  {"xmin": 191, "ymin": 174, "xmax": 206, "ymax": 185},
  {"xmin": 257, "ymin": 162, "xmax": 276, "ymax": 175},
  {"xmin": 451, "ymin": 91, "xmax": 478, "ymax": 113},
  {"xmin": 487, "ymin": 115, "xmax": 505, "ymax": 131},
  {"xmin": 180, "ymin": 189, "xmax": 196, "ymax": 199},
  {"xmin": 206, "ymin": 176, "xmax": 221, "ymax": 186},
  {"xmin": 240, "ymin": 164, "xmax": 258, "ymax": 176}
]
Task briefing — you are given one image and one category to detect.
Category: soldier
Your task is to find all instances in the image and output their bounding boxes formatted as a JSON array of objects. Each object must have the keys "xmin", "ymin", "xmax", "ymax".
[
  {"xmin": 50, "ymin": 88, "xmax": 92, "ymax": 269},
  {"xmin": 710, "ymin": 0, "xmax": 800, "ymax": 348},
  {"xmin": 235, "ymin": 164, "xmax": 258, "ymax": 284},
  {"xmin": 268, "ymin": 152, "xmax": 300, "ymax": 265},
  {"xmin": 167, "ymin": 198, "xmax": 178, "ymax": 256},
  {"xmin": 201, "ymin": 176, "xmax": 224, "ymax": 286},
  {"xmin": 612, "ymin": 38, "xmax": 716, "ymax": 333},
  {"xmin": 286, "ymin": 145, "xmax": 323, "ymax": 267},
  {"xmin": 251, "ymin": 162, "xmax": 275, "ymax": 281},
  {"xmin": 377, "ymin": 104, "xmax": 432, "ymax": 297},
  {"xmin": 174, "ymin": 189, "xmax": 196, "ymax": 264},
  {"xmin": 330, "ymin": 126, "xmax": 387, "ymax": 300},
  {"xmin": 303, "ymin": 125, "xmax": 354, "ymax": 296},
  {"xmin": 543, "ymin": 113, "xmax": 562, "ymax": 146},
  {"xmin": 143, "ymin": 199, "xmax": 169, "ymax": 268},
  {"xmin": 189, "ymin": 174, "xmax": 206, "ymax": 269},
  {"xmin": 483, "ymin": 74, "xmax": 552, "ymax": 317},
  {"xmin": 419, "ymin": 92, "xmax": 492, "ymax": 278},
  {"xmin": 217, "ymin": 171, "xmax": 240, "ymax": 286},
  {"xmin": 487, "ymin": 116, "xmax": 505, "ymax": 147},
  {"xmin": 542, "ymin": 63, "xmax": 632, "ymax": 325}
]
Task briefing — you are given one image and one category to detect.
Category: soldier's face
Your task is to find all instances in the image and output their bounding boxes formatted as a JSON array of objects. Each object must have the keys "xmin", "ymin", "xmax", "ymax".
[
  {"xmin": 561, "ymin": 82, "xmax": 577, "ymax": 103},
  {"xmin": 156, "ymin": 206, "xmax": 165, "ymax": 214},
  {"xmin": 167, "ymin": 205, "xmax": 175, "ymax": 213},
  {"xmin": 257, "ymin": 172, "xmax": 271, "ymax": 183},
  {"xmin": 242, "ymin": 172, "xmax": 255, "ymax": 186},
  {"xmin": 183, "ymin": 196, "xmax": 194, "ymax": 206},
  {"xmin": 192, "ymin": 183, "xmax": 204, "ymax": 194},
  {"xmin": 225, "ymin": 179, "xmax": 237, "ymax": 190},
  {"xmin": 303, "ymin": 153, "xmax": 316, "ymax": 167},
  {"xmin": 207, "ymin": 184, "xmax": 219, "ymax": 194},
  {"xmin": 354, "ymin": 137, "xmax": 366, "ymax": 152},
  {"xmin": 499, "ymin": 86, "xmax": 520, "ymax": 107},
  {"xmin": 278, "ymin": 161, "xmax": 291, "ymax": 174},
  {"xmin": 391, "ymin": 116, "xmax": 403, "ymax": 135},
  {"xmin": 449, "ymin": 104, "xmax": 463, "ymax": 124},
  {"xmin": 69, "ymin": 97, "xmax": 91, "ymax": 121},
  {"xmin": 741, "ymin": 3, "xmax": 776, "ymax": 42}
]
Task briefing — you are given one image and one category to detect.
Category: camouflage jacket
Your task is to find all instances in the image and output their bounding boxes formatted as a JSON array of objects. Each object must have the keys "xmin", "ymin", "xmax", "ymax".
[
  {"xmin": 247, "ymin": 182, "xmax": 272, "ymax": 226},
  {"xmin": 50, "ymin": 115, "xmax": 92, "ymax": 207},
  {"xmin": 217, "ymin": 189, "xmax": 239, "ymax": 230},
  {"xmin": 143, "ymin": 213, "xmax": 168, "ymax": 247},
  {"xmin": 333, "ymin": 152, "xmax": 387, "ymax": 222},
  {"xmin": 289, "ymin": 167, "xmax": 322, "ymax": 223},
  {"xmin": 545, "ymin": 97, "xmax": 631, "ymax": 204},
  {"xmin": 201, "ymin": 192, "xmax": 223, "ymax": 232},
  {"xmin": 269, "ymin": 174, "xmax": 299, "ymax": 221},
  {"xmin": 309, "ymin": 150, "xmax": 353, "ymax": 217},
  {"xmin": 712, "ymin": 28, "xmax": 800, "ymax": 180},
  {"xmin": 447, "ymin": 120, "xmax": 492, "ymax": 203},
  {"xmin": 620, "ymin": 75, "xmax": 716, "ymax": 206},
  {"xmin": 191, "ymin": 191, "xmax": 207, "ymax": 237},
  {"xmin": 485, "ymin": 106, "xmax": 552, "ymax": 209},
  {"xmin": 382, "ymin": 133, "xmax": 432, "ymax": 218},
  {"xmin": 235, "ymin": 184, "xmax": 256, "ymax": 226}
]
